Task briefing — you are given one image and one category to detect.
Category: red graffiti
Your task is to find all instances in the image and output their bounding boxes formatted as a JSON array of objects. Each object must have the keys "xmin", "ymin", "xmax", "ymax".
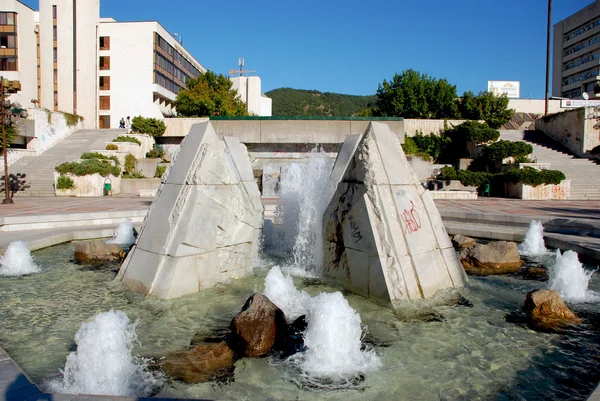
[{"xmin": 401, "ymin": 200, "xmax": 422, "ymax": 234}]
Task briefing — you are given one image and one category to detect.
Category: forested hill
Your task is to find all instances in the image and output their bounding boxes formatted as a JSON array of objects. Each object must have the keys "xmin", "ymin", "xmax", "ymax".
[{"xmin": 264, "ymin": 88, "xmax": 377, "ymax": 116}]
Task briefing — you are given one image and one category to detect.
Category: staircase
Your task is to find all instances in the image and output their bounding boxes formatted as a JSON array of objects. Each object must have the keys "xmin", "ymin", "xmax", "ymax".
[
  {"xmin": 499, "ymin": 130, "xmax": 600, "ymax": 200},
  {"xmin": 2, "ymin": 129, "xmax": 127, "ymax": 197}
]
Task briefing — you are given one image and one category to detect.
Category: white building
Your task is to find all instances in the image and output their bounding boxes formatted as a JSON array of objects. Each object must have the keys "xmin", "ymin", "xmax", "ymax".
[{"xmin": 230, "ymin": 75, "xmax": 272, "ymax": 116}]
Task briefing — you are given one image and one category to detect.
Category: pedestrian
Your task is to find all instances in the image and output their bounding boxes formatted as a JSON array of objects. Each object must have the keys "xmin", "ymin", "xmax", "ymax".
[
  {"xmin": 119, "ymin": 117, "xmax": 125, "ymax": 129},
  {"xmin": 125, "ymin": 116, "xmax": 131, "ymax": 132}
]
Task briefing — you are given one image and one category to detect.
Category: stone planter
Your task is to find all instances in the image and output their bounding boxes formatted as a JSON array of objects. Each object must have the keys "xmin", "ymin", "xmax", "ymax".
[
  {"xmin": 504, "ymin": 180, "xmax": 570, "ymax": 200},
  {"xmin": 137, "ymin": 158, "xmax": 161, "ymax": 178},
  {"xmin": 121, "ymin": 177, "xmax": 161, "ymax": 195},
  {"xmin": 106, "ymin": 141, "xmax": 144, "ymax": 159},
  {"xmin": 54, "ymin": 173, "xmax": 121, "ymax": 197}
]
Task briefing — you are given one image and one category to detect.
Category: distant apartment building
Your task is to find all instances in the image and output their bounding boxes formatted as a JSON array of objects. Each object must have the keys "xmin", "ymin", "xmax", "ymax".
[
  {"xmin": 553, "ymin": 1, "xmax": 600, "ymax": 99},
  {"xmin": 0, "ymin": 0, "xmax": 206, "ymax": 129}
]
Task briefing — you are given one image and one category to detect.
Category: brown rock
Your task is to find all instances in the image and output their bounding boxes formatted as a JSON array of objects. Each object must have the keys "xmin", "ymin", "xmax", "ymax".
[
  {"xmin": 459, "ymin": 241, "xmax": 523, "ymax": 275},
  {"xmin": 162, "ymin": 342, "xmax": 235, "ymax": 384},
  {"xmin": 524, "ymin": 289, "xmax": 581, "ymax": 328},
  {"xmin": 452, "ymin": 234, "xmax": 476, "ymax": 249},
  {"xmin": 74, "ymin": 240, "xmax": 124, "ymax": 264},
  {"xmin": 230, "ymin": 293, "xmax": 286, "ymax": 357}
]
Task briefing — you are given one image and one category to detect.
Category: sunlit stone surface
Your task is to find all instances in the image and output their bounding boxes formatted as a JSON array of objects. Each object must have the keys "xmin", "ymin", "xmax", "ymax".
[
  {"xmin": 117, "ymin": 122, "xmax": 263, "ymax": 299},
  {"xmin": 323, "ymin": 122, "xmax": 467, "ymax": 302}
]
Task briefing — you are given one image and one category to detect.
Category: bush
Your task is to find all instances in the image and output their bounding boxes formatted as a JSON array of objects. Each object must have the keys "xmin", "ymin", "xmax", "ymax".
[
  {"xmin": 590, "ymin": 145, "xmax": 600, "ymax": 155},
  {"xmin": 124, "ymin": 154, "xmax": 138, "ymax": 176},
  {"xmin": 146, "ymin": 145, "xmax": 165, "ymax": 159},
  {"xmin": 448, "ymin": 121, "xmax": 500, "ymax": 144},
  {"xmin": 402, "ymin": 136, "xmax": 420, "ymax": 155},
  {"xmin": 113, "ymin": 136, "xmax": 142, "ymax": 145},
  {"xmin": 155, "ymin": 164, "xmax": 167, "ymax": 178},
  {"xmin": 438, "ymin": 167, "xmax": 492, "ymax": 187},
  {"xmin": 402, "ymin": 132, "xmax": 450, "ymax": 162},
  {"xmin": 500, "ymin": 167, "xmax": 566, "ymax": 186},
  {"xmin": 63, "ymin": 112, "xmax": 84, "ymax": 127},
  {"xmin": 106, "ymin": 143, "xmax": 118, "ymax": 151},
  {"xmin": 80, "ymin": 152, "xmax": 120, "ymax": 167},
  {"xmin": 56, "ymin": 175, "xmax": 75, "ymax": 190},
  {"xmin": 131, "ymin": 116, "xmax": 166, "ymax": 137},
  {"xmin": 55, "ymin": 159, "xmax": 120, "ymax": 177},
  {"xmin": 122, "ymin": 171, "xmax": 146, "ymax": 179},
  {"xmin": 483, "ymin": 140, "xmax": 533, "ymax": 160}
]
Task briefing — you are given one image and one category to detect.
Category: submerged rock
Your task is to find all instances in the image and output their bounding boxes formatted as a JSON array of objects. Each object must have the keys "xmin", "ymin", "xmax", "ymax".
[
  {"xmin": 524, "ymin": 289, "xmax": 581, "ymax": 328},
  {"xmin": 230, "ymin": 293, "xmax": 287, "ymax": 357},
  {"xmin": 459, "ymin": 241, "xmax": 523, "ymax": 275},
  {"xmin": 162, "ymin": 342, "xmax": 236, "ymax": 384},
  {"xmin": 74, "ymin": 241, "xmax": 124, "ymax": 264},
  {"xmin": 452, "ymin": 234, "xmax": 476, "ymax": 250}
]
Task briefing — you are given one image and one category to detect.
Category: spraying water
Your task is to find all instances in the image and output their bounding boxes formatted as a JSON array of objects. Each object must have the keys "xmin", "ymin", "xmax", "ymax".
[
  {"xmin": 106, "ymin": 219, "xmax": 136, "ymax": 247},
  {"xmin": 0, "ymin": 241, "xmax": 41, "ymax": 276},
  {"xmin": 548, "ymin": 250, "xmax": 595, "ymax": 301},
  {"xmin": 263, "ymin": 266, "xmax": 381, "ymax": 388},
  {"xmin": 273, "ymin": 148, "xmax": 333, "ymax": 274},
  {"xmin": 519, "ymin": 220, "xmax": 549, "ymax": 256},
  {"xmin": 48, "ymin": 310, "xmax": 163, "ymax": 396}
]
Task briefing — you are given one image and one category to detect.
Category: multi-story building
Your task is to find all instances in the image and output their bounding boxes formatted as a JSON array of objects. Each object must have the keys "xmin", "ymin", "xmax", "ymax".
[
  {"xmin": 553, "ymin": 1, "xmax": 600, "ymax": 99},
  {"xmin": 0, "ymin": 0, "xmax": 206, "ymax": 129}
]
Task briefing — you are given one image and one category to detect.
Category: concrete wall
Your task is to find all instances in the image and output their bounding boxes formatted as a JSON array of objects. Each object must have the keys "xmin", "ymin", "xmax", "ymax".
[
  {"xmin": 404, "ymin": 119, "xmax": 468, "ymax": 137},
  {"xmin": 0, "ymin": 1, "xmax": 37, "ymax": 108},
  {"xmin": 120, "ymin": 177, "xmax": 160, "ymax": 194},
  {"xmin": 54, "ymin": 172, "xmax": 121, "ymax": 197},
  {"xmin": 508, "ymin": 99, "xmax": 563, "ymax": 115},
  {"xmin": 505, "ymin": 180, "xmax": 571, "ymax": 200},
  {"xmin": 536, "ymin": 107, "xmax": 600, "ymax": 156},
  {"xmin": 163, "ymin": 117, "xmax": 209, "ymax": 137}
]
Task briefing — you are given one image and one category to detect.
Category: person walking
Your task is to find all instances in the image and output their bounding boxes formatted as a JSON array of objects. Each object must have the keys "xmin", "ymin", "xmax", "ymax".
[{"xmin": 125, "ymin": 116, "xmax": 131, "ymax": 132}]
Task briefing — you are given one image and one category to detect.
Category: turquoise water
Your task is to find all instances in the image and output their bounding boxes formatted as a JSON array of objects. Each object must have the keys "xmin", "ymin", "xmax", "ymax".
[{"xmin": 1, "ymin": 242, "xmax": 600, "ymax": 400}]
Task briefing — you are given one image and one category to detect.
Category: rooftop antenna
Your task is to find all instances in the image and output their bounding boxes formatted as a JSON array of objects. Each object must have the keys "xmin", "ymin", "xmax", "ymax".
[{"xmin": 229, "ymin": 57, "xmax": 256, "ymax": 77}]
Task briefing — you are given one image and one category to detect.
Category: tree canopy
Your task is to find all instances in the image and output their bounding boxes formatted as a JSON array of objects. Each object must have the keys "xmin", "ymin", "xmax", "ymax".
[
  {"xmin": 458, "ymin": 91, "xmax": 515, "ymax": 128},
  {"xmin": 175, "ymin": 71, "xmax": 248, "ymax": 117}
]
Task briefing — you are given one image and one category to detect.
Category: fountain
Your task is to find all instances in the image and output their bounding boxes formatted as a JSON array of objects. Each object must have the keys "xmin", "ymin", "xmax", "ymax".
[
  {"xmin": 106, "ymin": 219, "xmax": 136, "ymax": 247},
  {"xmin": 519, "ymin": 220, "xmax": 549, "ymax": 256},
  {"xmin": 548, "ymin": 250, "xmax": 596, "ymax": 301},
  {"xmin": 0, "ymin": 241, "xmax": 41, "ymax": 276}
]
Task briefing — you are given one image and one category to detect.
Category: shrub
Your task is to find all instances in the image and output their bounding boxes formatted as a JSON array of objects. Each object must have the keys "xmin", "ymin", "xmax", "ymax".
[
  {"xmin": 500, "ymin": 167, "xmax": 566, "ymax": 186},
  {"xmin": 483, "ymin": 140, "xmax": 533, "ymax": 160},
  {"xmin": 55, "ymin": 159, "xmax": 120, "ymax": 177},
  {"xmin": 402, "ymin": 136, "xmax": 420, "ymax": 155},
  {"xmin": 63, "ymin": 112, "xmax": 84, "ymax": 127},
  {"xmin": 106, "ymin": 143, "xmax": 118, "ymax": 151},
  {"xmin": 437, "ymin": 166, "xmax": 492, "ymax": 187},
  {"xmin": 80, "ymin": 152, "xmax": 120, "ymax": 167},
  {"xmin": 122, "ymin": 171, "xmax": 146, "ymax": 179},
  {"xmin": 590, "ymin": 145, "xmax": 600, "ymax": 155},
  {"xmin": 131, "ymin": 116, "xmax": 166, "ymax": 137},
  {"xmin": 402, "ymin": 132, "xmax": 450, "ymax": 162},
  {"xmin": 113, "ymin": 136, "xmax": 142, "ymax": 145},
  {"xmin": 146, "ymin": 145, "xmax": 165, "ymax": 159},
  {"xmin": 124, "ymin": 154, "xmax": 138, "ymax": 176},
  {"xmin": 449, "ymin": 121, "xmax": 500, "ymax": 144},
  {"xmin": 155, "ymin": 164, "xmax": 167, "ymax": 178},
  {"xmin": 56, "ymin": 175, "xmax": 75, "ymax": 190}
]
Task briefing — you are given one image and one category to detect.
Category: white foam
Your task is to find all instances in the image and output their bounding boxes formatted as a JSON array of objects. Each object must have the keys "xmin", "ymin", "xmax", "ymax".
[
  {"xmin": 106, "ymin": 219, "xmax": 136, "ymax": 247},
  {"xmin": 48, "ymin": 310, "xmax": 162, "ymax": 396},
  {"xmin": 519, "ymin": 220, "xmax": 549, "ymax": 256},
  {"xmin": 263, "ymin": 266, "xmax": 381, "ymax": 386},
  {"xmin": 0, "ymin": 241, "xmax": 41, "ymax": 277},
  {"xmin": 548, "ymin": 250, "xmax": 596, "ymax": 301}
]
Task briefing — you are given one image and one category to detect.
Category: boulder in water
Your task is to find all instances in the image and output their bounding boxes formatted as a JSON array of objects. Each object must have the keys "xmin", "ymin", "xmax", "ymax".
[
  {"xmin": 74, "ymin": 241, "xmax": 124, "ymax": 264},
  {"xmin": 162, "ymin": 342, "xmax": 236, "ymax": 384},
  {"xmin": 524, "ymin": 289, "xmax": 580, "ymax": 328},
  {"xmin": 230, "ymin": 293, "xmax": 287, "ymax": 357},
  {"xmin": 459, "ymin": 241, "xmax": 523, "ymax": 275},
  {"xmin": 452, "ymin": 234, "xmax": 476, "ymax": 250}
]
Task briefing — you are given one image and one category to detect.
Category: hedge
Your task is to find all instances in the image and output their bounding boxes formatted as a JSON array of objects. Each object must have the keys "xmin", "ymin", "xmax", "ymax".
[
  {"xmin": 55, "ymin": 159, "xmax": 121, "ymax": 177},
  {"xmin": 80, "ymin": 152, "xmax": 120, "ymax": 166},
  {"xmin": 483, "ymin": 140, "xmax": 533, "ymax": 160},
  {"xmin": 113, "ymin": 136, "xmax": 142, "ymax": 145},
  {"xmin": 131, "ymin": 116, "xmax": 166, "ymax": 137},
  {"xmin": 438, "ymin": 166, "xmax": 565, "ymax": 187}
]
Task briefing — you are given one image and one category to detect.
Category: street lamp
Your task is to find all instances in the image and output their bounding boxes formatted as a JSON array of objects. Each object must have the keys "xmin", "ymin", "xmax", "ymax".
[{"xmin": 1, "ymin": 77, "xmax": 22, "ymax": 204}]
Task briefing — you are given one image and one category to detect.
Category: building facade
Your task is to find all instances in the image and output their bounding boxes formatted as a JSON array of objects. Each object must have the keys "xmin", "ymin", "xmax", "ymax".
[
  {"xmin": 553, "ymin": 1, "xmax": 600, "ymax": 99},
  {"xmin": 0, "ymin": 0, "xmax": 206, "ymax": 129},
  {"xmin": 230, "ymin": 76, "xmax": 272, "ymax": 116}
]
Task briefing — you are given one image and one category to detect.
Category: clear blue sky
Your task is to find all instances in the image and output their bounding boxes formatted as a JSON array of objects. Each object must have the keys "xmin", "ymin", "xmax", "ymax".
[{"xmin": 19, "ymin": 0, "xmax": 595, "ymax": 98}]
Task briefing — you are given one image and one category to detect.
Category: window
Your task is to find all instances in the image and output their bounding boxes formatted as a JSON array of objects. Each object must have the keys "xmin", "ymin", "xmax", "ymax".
[
  {"xmin": 0, "ymin": 13, "xmax": 16, "ymax": 26},
  {"xmin": 99, "ymin": 56, "xmax": 110, "ymax": 70},
  {"xmin": 99, "ymin": 96, "xmax": 110, "ymax": 110},
  {"xmin": 99, "ymin": 36, "xmax": 110, "ymax": 50},
  {"xmin": 53, "ymin": 69, "xmax": 57, "ymax": 84},
  {"xmin": 99, "ymin": 115, "xmax": 110, "ymax": 129},
  {"xmin": 0, "ymin": 57, "xmax": 17, "ymax": 71},
  {"xmin": 53, "ymin": 26, "xmax": 57, "ymax": 41},
  {"xmin": 0, "ymin": 34, "xmax": 16, "ymax": 49},
  {"xmin": 99, "ymin": 76, "xmax": 110, "ymax": 90},
  {"xmin": 53, "ymin": 47, "xmax": 57, "ymax": 62},
  {"xmin": 54, "ymin": 90, "xmax": 58, "ymax": 108},
  {"xmin": 52, "ymin": 5, "xmax": 57, "ymax": 19}
]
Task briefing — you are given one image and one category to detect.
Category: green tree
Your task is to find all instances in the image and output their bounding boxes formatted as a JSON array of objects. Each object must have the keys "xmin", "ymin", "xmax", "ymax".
[
  {"xmin": 0, "ymin": 125, "xmax": 17, "ymax": 152},
  {"xmin": 175, "ymin": 71, "xmax": 248, "ymax": 117},
  {"xmin": 458, "ymin": 91, "xmax": 515, "ymax": 128},
  {"xmin": 375, "ymin": 69, "xmax": 459, "ymax": 119}
]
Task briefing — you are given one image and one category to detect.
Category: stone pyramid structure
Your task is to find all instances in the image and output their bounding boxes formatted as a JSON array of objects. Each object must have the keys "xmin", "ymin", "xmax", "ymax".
[
  {"xmin": 323, "ymin": 122, "xmax": 467, "ymax": 302},
  {"xmin": 117, "ymin": 122, "xmax": 263, "ymax": 299}
]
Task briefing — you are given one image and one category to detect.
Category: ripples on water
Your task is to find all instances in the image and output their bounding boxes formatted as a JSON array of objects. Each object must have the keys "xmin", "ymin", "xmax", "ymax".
[{"xmin": 0, "ymin": 242, "xmax": 600, "ymax": 400}]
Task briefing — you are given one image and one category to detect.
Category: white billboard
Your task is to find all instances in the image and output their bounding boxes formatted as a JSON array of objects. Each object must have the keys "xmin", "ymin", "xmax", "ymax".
[
  {"xmin": 560, "ymin": 99, "xmax": 600, "ymax": 108},
  {"xmin": 487, "ymin": 81, "xmax": 520, "ymax": 99}
]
